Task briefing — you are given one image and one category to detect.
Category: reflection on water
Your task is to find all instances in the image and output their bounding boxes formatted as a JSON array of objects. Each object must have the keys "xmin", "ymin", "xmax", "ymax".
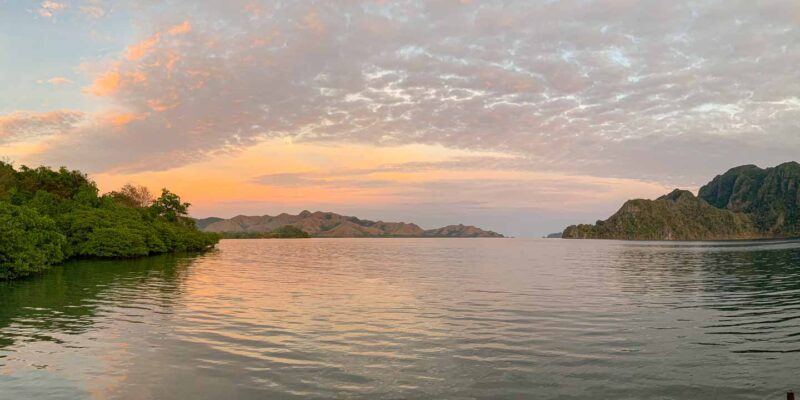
[
  {"xmin": 1, "ymin": 239, "xmax": 799, "ymax": 399},
  {"xmin": 0, "ymin": 255, "xmax": 190, "ymax": 346},
  {"xmin": 0, "ymin": 255, "xmax": 193, "ymax": 399}
]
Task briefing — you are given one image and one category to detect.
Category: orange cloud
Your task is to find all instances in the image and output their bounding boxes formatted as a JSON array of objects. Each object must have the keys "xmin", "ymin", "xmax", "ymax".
[
  {"xmin": 101, "ymin": 112, "xmax": 148, "ymax": 126},
  {"xmin": 165, "ymin": 52, "xmax": 181, "ymax": 72},
  {"xmin": 147, "ymin": 98, "xmax": 178, "ymax": 112},
  {"xmin": 84, "ymin": 20, "xmax": 190, "ymax": 99},
  {"xmin": 126, "ymin": 34, "xmax": 161, "ymax": 61},
  {"xmin": 168, "ymin": 20, "xmax": 192, "ymax": 35},
  {"xmin": 124, "ymin": 20, "xmax": 189, "ymax": 62},
  {"xmin": 85, "ymin": 68, "xmax": 148, "ymax": 97},
  {"xmin": 87, "ymin": 70, "xmax": 122, "ymax": 96}
]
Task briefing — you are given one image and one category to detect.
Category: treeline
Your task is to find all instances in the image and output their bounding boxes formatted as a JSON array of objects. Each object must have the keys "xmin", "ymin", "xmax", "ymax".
[
  {"xmin": 221, "ymin": 225, "xmax": 309, "ymax": 239},
  {"xmin": 0, "ymin": 162, "xmax": 220, "ymax": 280}
]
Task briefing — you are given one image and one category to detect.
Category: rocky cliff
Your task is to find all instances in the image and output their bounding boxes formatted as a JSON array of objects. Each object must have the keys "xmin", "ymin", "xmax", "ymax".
[
  {"xmin": 698, "ymin": 161, "xmax": 800, "ymax": 237},
  {"xmin": 563, "ymin": 162, "xmax": 800, "ymax": 240}
]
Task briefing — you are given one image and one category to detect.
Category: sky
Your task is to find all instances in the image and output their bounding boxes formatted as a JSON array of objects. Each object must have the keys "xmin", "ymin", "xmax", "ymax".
[{"xmin": 1, "ymin": 0, "xmax": 799, "ymax": 237}]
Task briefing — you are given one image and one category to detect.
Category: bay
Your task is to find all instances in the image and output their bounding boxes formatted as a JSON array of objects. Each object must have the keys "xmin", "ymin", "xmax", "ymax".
[{"xmin": 1, "ymin": 238, "xmax": 799, "ymax": 399}]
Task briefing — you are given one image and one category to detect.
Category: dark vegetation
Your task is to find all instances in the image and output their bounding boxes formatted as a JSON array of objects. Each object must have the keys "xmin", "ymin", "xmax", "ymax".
[
  {"xmin": 563, "ymin": 162, "xmax": 800, "ymax": 240},
  {"xmin": 221, "ymin": 225, "xmax": 310, "ymax": 239},
  {"xmin": 0, "ymin": 162, "xmax": 219, "ymax": 280},
  {"xmin": 563, "ymin": 190, "xmax": 757, "ymax": 240},
  {"xmin": 194, "ymin": 217, "xmax": 225, "ymax": 230},
  {"xmin": 698, "ymin": 162, "xmax": 800, "ymax": 236}
]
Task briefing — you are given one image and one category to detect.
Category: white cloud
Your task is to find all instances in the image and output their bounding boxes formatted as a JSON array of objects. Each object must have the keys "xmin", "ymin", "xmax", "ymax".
[{"xmin": 24, "ymin": 0, "xmax": 800, "ymax": 185}]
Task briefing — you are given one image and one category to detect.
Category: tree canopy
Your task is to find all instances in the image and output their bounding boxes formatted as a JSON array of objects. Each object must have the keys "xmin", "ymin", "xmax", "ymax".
[
  {"xmin": 151, "ymin": 188, "xmax": 190, "ymax": 222},
  {"xmin": 0, "ymin": 161, "xmax": 219, "ymax": 280},
  {"xmin": 107, "ymin": 184, "xmax": 153, "ymax": 208}
]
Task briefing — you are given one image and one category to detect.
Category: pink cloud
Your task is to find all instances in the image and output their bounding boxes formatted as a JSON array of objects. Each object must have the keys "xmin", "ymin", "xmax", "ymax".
[
  {"xmin": 36, "ymin": 1, "xmax": 67, "ymax": 18},
  {"xmin": 0, "ymin": 110, "xmax": 84, "ymax": 140}
]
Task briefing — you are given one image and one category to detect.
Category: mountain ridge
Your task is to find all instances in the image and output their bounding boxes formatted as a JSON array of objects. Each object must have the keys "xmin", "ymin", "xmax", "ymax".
[
  {"xmin": 197, "ymin": 211, "xmax": 504, "ymax": 238},
  {"xmin": 563, "ymin": 162, "xmax": 800, "ymax": 241}
]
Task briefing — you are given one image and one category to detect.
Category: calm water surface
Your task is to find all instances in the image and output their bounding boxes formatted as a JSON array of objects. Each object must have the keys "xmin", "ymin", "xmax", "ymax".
[{"xmin": 1, "ymin": 238, "xmax": 800, "ymax": 399}]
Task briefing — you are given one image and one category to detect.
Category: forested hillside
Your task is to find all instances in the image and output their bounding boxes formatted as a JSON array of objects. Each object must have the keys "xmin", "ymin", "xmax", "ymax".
[
  {"xmin": 0, "ymin": 162, "xmax": 219, "ymax": 280},
  {"xmin": 563, "ymin": 162, "xmax": 800, "ymax": 241}
]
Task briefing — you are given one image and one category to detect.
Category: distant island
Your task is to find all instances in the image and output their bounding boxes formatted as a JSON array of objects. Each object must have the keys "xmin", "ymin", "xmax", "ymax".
[
  {"xmin": 216, "ymin": 225, "xmax": 311, "ymax": 239},
  {"xmin": 196, "ymin": 211, "xmax": 504, "ymax": 238},
  {"xmin": 563, "ymin": 162, "xmax": 800, "ymax": 240},
  {"xmin": 0, "ymin": 162, "xmax": 219, "ymax": 280}
]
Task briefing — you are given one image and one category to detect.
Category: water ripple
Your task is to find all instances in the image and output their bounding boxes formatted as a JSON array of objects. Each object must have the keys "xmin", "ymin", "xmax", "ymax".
[{"xmin": 1, "ymin": 239, "xmax": 800, "ymax": 399}]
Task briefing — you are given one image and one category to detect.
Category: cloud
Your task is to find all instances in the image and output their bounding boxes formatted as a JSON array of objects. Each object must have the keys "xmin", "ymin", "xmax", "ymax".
[
  {"xmin": 85, "ymin": 69, "xmax": 122, "ymax": 96},
  {"xmin": 24, "ymin": 0, "xmax": 800, "ymax": 185},
  {"xmin": 32, "ymin": 0, "xmax": 107, "ymax": 19},
  {"xmin": 342, "ymin": 156, "xmax": 539, "ymax": 175},
  {"xmin": 0, "ymin": 110, "xmax": 84, "ymax": 142},
  {"xmin": 99, "ymin": 112, "xmax": 148, "ymax": 126},
  {"xmin": 253, "ymin": 172, "xmax": 396, "ymax": 189},
  {"xmin": 168, "ymin": 20, "xmax": 191, "ymax": 35},
  {"xmin": 79, "ymin": 0, "xmax": 106, "ymax": 18},
  {"xmin": 250, "ymin": 155, "xmax": 522, "ymax": 180},
  {"xmin": 85, "ymin": 68, "xmax": 148, "ymax": 97},
  {"xmin": 126, "ymin": 34, "xmax": 161, "ymax": 61},
  {"xmin": 36, "ymin": 1, "xmax": 67, "ymax": 18},
  {"xmin": 38, "ymin": 77, "xmax": 73, "ymax": 85},
  {"xmin": 124, "ymin": 21, "xmax": 191, "ymax": 61},
  {"xmin": 252, "ymin": 173, "xmax": 319, "ymax": 187},
  {"xmin": 249, "ymin": 155, "xmax": 672, "ymax": 212}
]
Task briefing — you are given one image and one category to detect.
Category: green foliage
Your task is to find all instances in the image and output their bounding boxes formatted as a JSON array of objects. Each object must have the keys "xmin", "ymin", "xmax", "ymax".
[
  {"xmin": 565, "ymin": 162, "xmax": 800, "ymax": 240},
  {"xmin": 221, "ymin": 225, "xmax": 309, "ymax": 239},
  {"xmin": 699, "ymin": 162, "xmax": 800, "ymax": 236},
  {"xmin": 80, "ymin": 228, "xmax": 150, "ymax": 258},
  {"xmin": 150, "ymin": 189, "xmax": 190, "ymax": 222},
  {"xmin": 152, "ymin": 220, "xmax": 221, "ymax": 250},
  {"xmin": 269, "ymin": 225, "xmax": 311, "ymax": 238},
  {"xmin": 0, "ymin": 203, "xmax": 66, "ymax": 280},
  {"xmin": 0, "ymin": 163, "xmax": 219, "ymax": 280},
  {"xmin": 564, "ymin": 190, "xmax": 760, "ymax": 240},
  {"xmin": 0, "ymin": 162, "xmax": 15, "ymax": 201},
  {"xmin": 11, "ymin": 165, "xmax": 98, "ymax": 204}
]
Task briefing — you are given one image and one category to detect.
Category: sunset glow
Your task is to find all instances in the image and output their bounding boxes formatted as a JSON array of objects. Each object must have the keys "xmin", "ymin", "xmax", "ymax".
[{"xmin": 2, "ymin": 1, "xmax": 799, "ymax": 236}]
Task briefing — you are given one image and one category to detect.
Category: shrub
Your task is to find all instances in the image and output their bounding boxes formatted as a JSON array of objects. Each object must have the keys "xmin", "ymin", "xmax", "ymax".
[
  {"xmin": 0, "ymin": 162, "xmax": 220, "ymax": 280},
  {"xmin": 0, "ymin": 203, "xmax": 66, "ymax": 279},
  {"xmin": 80, "ymin": 228, "xmax": 150, "ymax": 258}
]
